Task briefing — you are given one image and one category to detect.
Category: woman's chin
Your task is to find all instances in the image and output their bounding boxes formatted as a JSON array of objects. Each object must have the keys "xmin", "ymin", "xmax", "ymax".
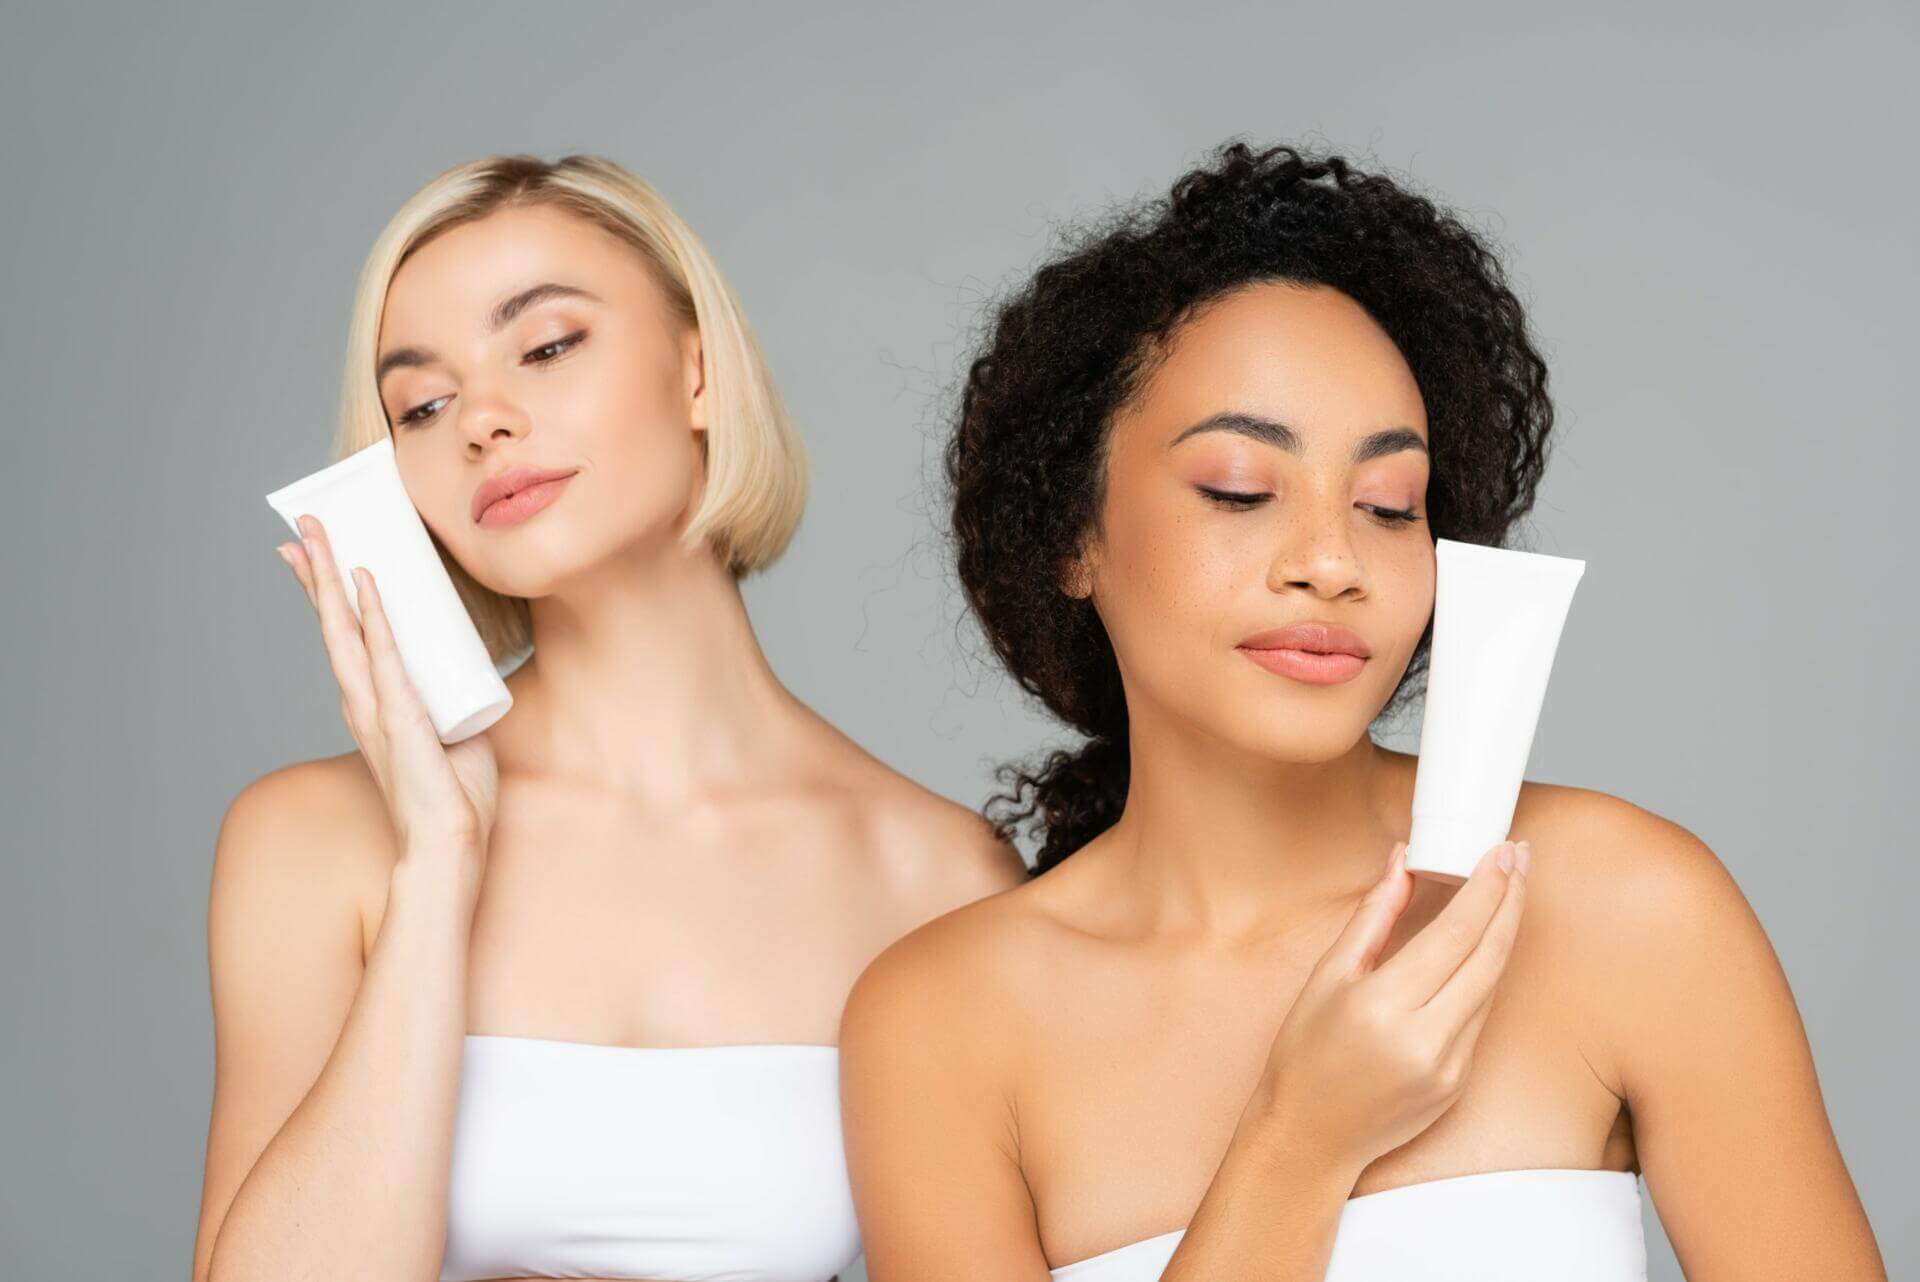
[
  {"xmin": 1199, "ymin": 713, "xmax": 1373, "ymax": 767},
  {"xmin": 462, "ymin": 530, "xmax": 630, "ymax": 599},
  {"xmin": 462, "ymin": 558, "xmax": 580, "ymax": 602}
]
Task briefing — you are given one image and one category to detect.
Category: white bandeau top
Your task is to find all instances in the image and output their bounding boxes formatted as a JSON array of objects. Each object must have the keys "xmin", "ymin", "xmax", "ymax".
[
  {"xmin": 439, "ymin": 1034, "xmax": 861, "ymax": 1282},
  {"xmin": 1048, "ymin": 1166, "xmax": 1647, "ymax": 1281}
]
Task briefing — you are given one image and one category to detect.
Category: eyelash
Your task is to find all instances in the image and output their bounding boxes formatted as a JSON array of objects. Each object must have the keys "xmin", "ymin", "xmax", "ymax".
[
  {"xmin": 395, "ymin": 330, "xmax": 587, "ymax": 427},
  {"xmin": 1195, "ymin": 485, "xmax": 1422, "ymax": 526}
]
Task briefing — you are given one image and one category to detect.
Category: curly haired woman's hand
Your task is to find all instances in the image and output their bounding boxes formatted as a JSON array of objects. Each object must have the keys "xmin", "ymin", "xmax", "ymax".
[{"xmin": 1248, "ymin": 838, "xmax": 1529, "ymax": 1175}]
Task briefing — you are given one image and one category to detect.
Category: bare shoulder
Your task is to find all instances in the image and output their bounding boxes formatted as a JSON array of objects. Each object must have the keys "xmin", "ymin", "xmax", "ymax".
[
  {"xmin": 865, "ymin": 780, "xmax": 1029, "ymax": 900},
  {"xmin": 219, "ymin": 750, "xmax": 398, "ymax": 867},
  {"xmin": 1512, "ymin": 779, "xmax": 1749, "ymax": 922},
  {"xmin": 1509, "ymin": 780, "xmax": 1775, "ymax": 1081},
  {"xmin": 806, "ymin": 726, "xmax": 1030, "ymax": 916},
  {"xmin": 212, "ymin": 752, "xmax": 399, "ymax": 950},
  {"xmin": 839, "ymin": 875, "xmax": 1051, "ymax": 1069}
]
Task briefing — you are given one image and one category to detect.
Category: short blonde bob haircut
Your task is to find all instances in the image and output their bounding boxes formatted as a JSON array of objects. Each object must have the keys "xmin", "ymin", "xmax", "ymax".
[{"xmin": 332, "ymin": 153, "xmax": 808, "ymax": 666}]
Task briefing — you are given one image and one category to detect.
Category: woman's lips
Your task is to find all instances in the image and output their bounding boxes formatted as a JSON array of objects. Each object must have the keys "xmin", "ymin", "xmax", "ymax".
[
  {"xmin": 1236, "ymin": 620, "xmax": 1371, "ymax": 685},
  {"xmin": 1238, "ymin": 645, "xmax": 1368, "ymax": 684},
  {"xmin": 477, "ymin": 473, "xmax": 575, "ymax": 528}
]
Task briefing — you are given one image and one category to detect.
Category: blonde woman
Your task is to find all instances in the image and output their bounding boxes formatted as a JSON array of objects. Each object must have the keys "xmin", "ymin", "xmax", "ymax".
[{"xmin": 192, "ymin": 154, "xmax": 1025, "ymax": 1282}]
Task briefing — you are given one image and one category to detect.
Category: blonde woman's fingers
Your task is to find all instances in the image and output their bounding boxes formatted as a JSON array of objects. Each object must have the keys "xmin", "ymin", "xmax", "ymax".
[
  {"xmin": 279, "ymin": 541, "xmax": 318, "ymax": 612},
  {"xmin": 351, "ymin": 567, "xmax": 436, "ymax": 745},
  {"xmin": 293, "ymin": 515, "xmax": 378, "ymax": 729}
]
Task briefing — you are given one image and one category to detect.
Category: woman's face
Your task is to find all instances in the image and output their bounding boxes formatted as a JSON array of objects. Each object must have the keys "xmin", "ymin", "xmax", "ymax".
[
  {"xmin": 375, "ymin": 203, "xmax": 707, "ymax": 598},
  {"xmin": 1077, "ymin": 280, "xmax": 1435, "ymax": 762}
]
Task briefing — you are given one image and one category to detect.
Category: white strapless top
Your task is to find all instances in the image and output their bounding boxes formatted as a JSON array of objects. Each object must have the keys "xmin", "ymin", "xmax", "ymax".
[
  {"xmin": 439, "ymin": 1034, "xmax": 861, "ymax": 1282},
  {"xmin": 1048, "ymin": 1167, "xmax": 1647, "ymax": 1281}
]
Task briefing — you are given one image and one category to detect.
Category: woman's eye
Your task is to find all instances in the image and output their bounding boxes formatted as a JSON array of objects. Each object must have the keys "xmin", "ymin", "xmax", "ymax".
[
  {"xmin": 525, "ymin": 330, "xmax": 586, "ymax": 363},
  {"xmin": 396, "ymin": 395, "xmax": 449, "ymax": 427},
  {"xmin": 1196, "ymin": 485, "xmax": 1270, "ymax": 508},
  {"xmin": 1196, "ymin": 485, "xmax": 1423, "ymax": 528},
  {"xmin": 1363, "ymin": 504, "xmax": 1423, "ymax": 526},
  {"xmin": 393, "ymin": 331, "xmax": 587, "ymax": 428}
]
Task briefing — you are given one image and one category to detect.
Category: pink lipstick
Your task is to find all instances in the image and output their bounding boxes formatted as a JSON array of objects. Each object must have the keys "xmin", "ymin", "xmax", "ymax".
[{"xmin": 1238, "ymin": 621, "xmax": 1371, "ymax": 686}]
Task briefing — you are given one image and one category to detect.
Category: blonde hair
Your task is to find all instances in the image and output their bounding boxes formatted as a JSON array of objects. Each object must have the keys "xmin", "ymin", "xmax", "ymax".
[{"xmin": 332, "ymin": 153, "xmax": 808, "ymax": 665}]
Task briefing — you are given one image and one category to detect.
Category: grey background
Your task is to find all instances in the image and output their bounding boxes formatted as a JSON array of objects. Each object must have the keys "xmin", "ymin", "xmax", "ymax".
[{"xmin": 2, "ymin": 2, "xmax": 1912, "ymax": 1277}]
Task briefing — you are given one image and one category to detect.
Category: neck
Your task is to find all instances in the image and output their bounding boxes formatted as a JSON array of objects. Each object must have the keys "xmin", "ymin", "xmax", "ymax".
[
  {"xmin": 1101, "ymin": 704, "xmax": 1405, "ymax": 938},
  {"xmin": 494, "ymin": 535, "xmax": 801, "ymax": 802}
]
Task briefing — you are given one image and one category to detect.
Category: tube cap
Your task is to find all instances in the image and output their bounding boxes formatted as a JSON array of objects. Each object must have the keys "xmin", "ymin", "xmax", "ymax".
[{"xmin": 1405, "ymin": 812, "xmax": 1508, "ymax": 882}]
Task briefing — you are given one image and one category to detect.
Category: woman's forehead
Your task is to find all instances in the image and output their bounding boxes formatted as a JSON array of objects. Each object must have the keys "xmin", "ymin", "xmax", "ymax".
[{"xmin": 1124, "ymin": 283, "xmax": 1429, "ymax": 447}]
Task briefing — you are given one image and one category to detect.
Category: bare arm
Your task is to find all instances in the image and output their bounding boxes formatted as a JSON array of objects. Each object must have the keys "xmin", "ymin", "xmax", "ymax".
[
  {"xmin": 1599, "ymin": 808, "xmax": 1886, "ymax": 1280},
  {"xmin": 838, "ymin": 918, "xmax": 1056, "ymax": 1281},
  {"xmin": 195, "ymin": 517, "xmax": 499, "ymax": 1282},
  {"xmin": 194, "ymin": 783, "xmax": 479, "ymax": 1282}
]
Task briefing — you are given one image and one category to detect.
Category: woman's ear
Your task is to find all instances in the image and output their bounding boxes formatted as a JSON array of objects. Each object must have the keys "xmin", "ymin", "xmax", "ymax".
[
  {"xmin": 682, "ymin": 326, "xmax": 708, "ymax": 435},
  {"xmin": 1060, "ymin": 544, "xmax": 1096, "ymax": 601}
]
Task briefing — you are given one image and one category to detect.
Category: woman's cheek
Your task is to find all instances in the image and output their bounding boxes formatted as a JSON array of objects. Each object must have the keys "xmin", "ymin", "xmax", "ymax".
[{"xmin": 1392, "ymin": 566, "xmax": 1438, "ymax": 655}]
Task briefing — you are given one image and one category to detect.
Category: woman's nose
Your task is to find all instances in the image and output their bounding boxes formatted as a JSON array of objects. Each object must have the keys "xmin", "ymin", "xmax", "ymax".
[
  {"xmin": 457, "ymin": 387, "xmax": 532, "ymax": 449},
  {"xmin": 1265, "ymin": 503, "xmax": 1367, "ymax": 598}
]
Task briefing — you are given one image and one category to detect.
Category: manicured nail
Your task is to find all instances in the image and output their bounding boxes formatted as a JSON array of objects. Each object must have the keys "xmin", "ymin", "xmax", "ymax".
[
  {"xmin": 1515, "ymin": 841, "xmax": 1532, "ymax": 875},
  {"xmin": 1495, "ymin": 842, "xmax": 1515, "ymax": 873},
  {"xmin": 275, "ymin": 545, "xmax": 292, "ymax": 566}
]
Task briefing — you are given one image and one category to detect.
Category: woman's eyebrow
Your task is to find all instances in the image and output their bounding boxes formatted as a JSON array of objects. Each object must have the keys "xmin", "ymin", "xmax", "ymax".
[
  {"xmin": 376, "ymin": 282, "xmax": 604, "ymax": 385},
  {"xmin": 1168, "ymin": 412, "xmax": 1428, "ymax": 462}
]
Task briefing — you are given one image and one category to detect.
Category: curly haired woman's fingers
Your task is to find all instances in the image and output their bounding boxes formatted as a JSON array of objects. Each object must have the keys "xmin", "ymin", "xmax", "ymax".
[
  {"xmin": 1374, "ymin": 841, "xmax": 1518, "ymax": 1005},
  {"xmin": 1417, "ymin": 841, "xmax": 1528, "ymax": 1051},
  {"xmin": 1316, "ymin": 841, "xmax": 1414, "ymax": 982}
]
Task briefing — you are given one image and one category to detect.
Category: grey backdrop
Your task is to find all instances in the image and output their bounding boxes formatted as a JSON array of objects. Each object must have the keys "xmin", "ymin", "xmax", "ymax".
[{"xmin": 2, "ymin": 2, "xmax": 1912, "ymax": 1278}]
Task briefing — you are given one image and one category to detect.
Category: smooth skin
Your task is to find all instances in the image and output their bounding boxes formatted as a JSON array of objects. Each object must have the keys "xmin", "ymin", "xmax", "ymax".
[
  {"xmin": 193, "ymin": 204, "xmax": 1027, "ymax": 1282},
  {"xmin": 838, "ymin": 281, "xmax": 1884, "ymax": 1280}
]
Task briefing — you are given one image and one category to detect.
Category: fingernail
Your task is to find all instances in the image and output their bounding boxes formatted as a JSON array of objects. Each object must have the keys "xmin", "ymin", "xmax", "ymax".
[
  {"xmin": 1515, "ymin": 841, "xmax": 1532, "ymax": 875},
  {"xmin": 1495, "ymin": 842, "xmax": 1515, "ymax": 874},
  {"xmin": 274, "ymin": 545, "xmax": 292, "ymax": 566}
]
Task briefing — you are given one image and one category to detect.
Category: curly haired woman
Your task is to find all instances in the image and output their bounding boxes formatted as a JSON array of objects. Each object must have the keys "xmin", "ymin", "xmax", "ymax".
[{"xmin": 837, "ymin": 141, "xmax": 1884, "ymax": 1281}]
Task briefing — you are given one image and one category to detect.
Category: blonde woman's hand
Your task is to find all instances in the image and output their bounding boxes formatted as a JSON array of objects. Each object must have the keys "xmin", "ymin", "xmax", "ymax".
[
  {"xmin": 1250, "ymin": 839, "xmax": 1530, "ymax": 1176},
  {"xmin": 278, "ymin": 514, "xmax": 500, "ymax": 873}
]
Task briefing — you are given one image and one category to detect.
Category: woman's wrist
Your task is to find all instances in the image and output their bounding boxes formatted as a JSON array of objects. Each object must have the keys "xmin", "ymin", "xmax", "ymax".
[
  {"xmin": 388, "ymin": 838, "xmax": 484, "ymax": 919},
  {"xmin": 1233, "ymin": 1091, "xmax": 1366, "ymax": 1197},
  {"xmin": 1160, "ymin": 1092, "xmax": 1366, "ymax": 1278}
]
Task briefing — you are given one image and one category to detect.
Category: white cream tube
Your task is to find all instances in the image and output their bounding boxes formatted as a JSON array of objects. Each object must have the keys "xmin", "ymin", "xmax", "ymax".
[
  {"xmin": 266, "ymin": 437, "xmax": 512, "ymax": 744},
  {"xmin": 1404, "ymin": 538, "xmax": 1586, "ymax": 881}
]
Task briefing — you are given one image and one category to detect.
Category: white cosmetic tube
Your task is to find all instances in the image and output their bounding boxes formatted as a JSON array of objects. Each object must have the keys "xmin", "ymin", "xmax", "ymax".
[
  {"xmin": 266, "ymin": 437, "xmax": 512, "ymax": 744},
  {"xmin": 1404, "ymin": 538, "xmax": 1586, "ymax": 881}
]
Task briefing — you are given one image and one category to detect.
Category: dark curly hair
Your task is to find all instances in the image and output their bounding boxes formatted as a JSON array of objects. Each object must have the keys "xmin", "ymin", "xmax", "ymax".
[{"xmin": 947, "ymin": 140, "xmax": 1554, "ymax": 873}]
